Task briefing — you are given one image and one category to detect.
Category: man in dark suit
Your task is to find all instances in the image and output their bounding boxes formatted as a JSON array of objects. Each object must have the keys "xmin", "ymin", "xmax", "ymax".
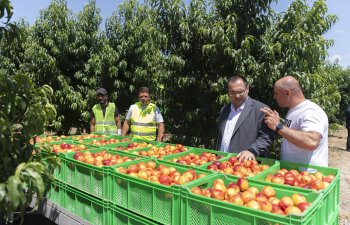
[{"xmin": 216, "ymin": 75, "xmax": 274, "ymax": 161}]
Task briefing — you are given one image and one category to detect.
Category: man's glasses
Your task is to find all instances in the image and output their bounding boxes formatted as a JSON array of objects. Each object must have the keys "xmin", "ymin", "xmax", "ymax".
[{"xmin": 228, "ymin": 88, "xmax": 247, "ymax": 96}]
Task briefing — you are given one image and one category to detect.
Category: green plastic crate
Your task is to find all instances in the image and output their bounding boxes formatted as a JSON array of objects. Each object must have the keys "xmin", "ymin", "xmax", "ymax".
[
  {"xmin": 109, "ymin": 203, "xmax": 161, "ymax": 225},
  {"xmin": 108, "ymin": 158, "xmax": 211, "ymax": 225},
  {"xmin": 327, "ymin": 208, "xmax": 339, "ymax": 225},
  {"xmin": 250, "ymin": 160, "xmax": 340, "ymax": 225},
  {"xmin": 43, "ymin": 179, "xmax": 65, "ymax": 206},
  {"xmin": 63, "ymin": 184, "xmax": 109, "ymax": 225},
  {"xmin": 63, "ymin": 148, "xmax": 139, "ymax": 199},
  {"xmin": 36, "ymin": 141, "xmax": 85, "ymax": 181},
  {"xmin": 41, "ymin": 150, "xmax": 64, "ymax": 181},
  {"xmin": 195, "ymin": 153, "xmax": 280, "ymax": 179},
  {"xmin": 181, "ymin": 173, "xmax": 325, "ymax": 225},
  {"xmin": 160, "ymin": 147, "xmax": 232, "ymax": 168}
]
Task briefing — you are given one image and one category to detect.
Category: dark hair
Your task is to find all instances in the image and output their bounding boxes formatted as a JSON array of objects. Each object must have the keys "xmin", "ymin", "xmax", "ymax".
[
  {"xmin": 138, "ymin": 87, "xmax": 151, "ymax": 94},
  {"xmin": 227, "ymin": 75, "xmax": 248, "ymax": 87}
]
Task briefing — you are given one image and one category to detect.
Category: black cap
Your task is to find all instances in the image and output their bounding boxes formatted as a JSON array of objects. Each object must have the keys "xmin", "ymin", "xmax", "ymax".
[{"xmin": 96, "ymin": 88, "xmax": 107, "ymax": 95}]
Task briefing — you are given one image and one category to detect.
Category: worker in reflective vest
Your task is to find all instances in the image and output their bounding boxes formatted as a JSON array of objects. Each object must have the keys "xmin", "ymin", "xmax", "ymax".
[
  {"xmin": 122, "ymin": 87, "xmax": 165, "ymax": 141},
  {"xmin": 90, "ymin": 88, "xmax": 121, "ymax": 134}
]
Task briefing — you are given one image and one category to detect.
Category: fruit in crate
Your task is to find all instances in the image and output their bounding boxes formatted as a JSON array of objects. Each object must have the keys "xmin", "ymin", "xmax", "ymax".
[
  {"xmin": 71, "ymin": 134, "xmax": 106, "ymax": 140},
  {"xmin": 128, "ymin": 142, "xmax": 153, "ymax": 149},
  {"xmin": 205, "ymin": 156, "xmax": 270, "ymax": 177},
  {"xmin": 265, "ymin": 168, "xmax": 334, "ymax": 190},
  {"xmin": 112, "ymin": 141, "xmax": 154, "ymax": 150},
  {"xmin": 73, "ymin": 150, "xmax": 137, "ymax": 166},
  {"xmin": 83, "ymin": 137, "xmax": 130, "ymax": 145},
  {"xmin": 126, "ymin": 144, "xmax": 188, "ymax": 158},
  {"xmin": 31, "ymin": 135, "xmax": 64, "ymax": 144},
  {"xmin": 169, "ymin": 152, "xmax": 224, "ymax": 166},
  {"xmin": 190, "ymin": 180, "xmax": 311, "ymax": 215},
  {"xmin": 116, "ymin": 161, "xmax": 205, "ymax": 186},
  {"xmin": 52, "ymin": 143, "xmax": 87, "ymax": 153}
]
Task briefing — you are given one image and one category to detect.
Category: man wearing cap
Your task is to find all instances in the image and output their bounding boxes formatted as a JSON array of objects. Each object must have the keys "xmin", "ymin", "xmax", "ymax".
[
  {"xmin": 90, "ymin": 88, "xmax": 122, "ymax": 134},
  {"xmin": 122, "ymin": 87, "xmax": 165, "ymax": 141}
]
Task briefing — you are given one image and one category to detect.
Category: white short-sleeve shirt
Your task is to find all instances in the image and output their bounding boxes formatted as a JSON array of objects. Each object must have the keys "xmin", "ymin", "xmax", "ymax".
[{"xmin": 281, "ymin": 100, "xmax": 328, "ymax": 166}]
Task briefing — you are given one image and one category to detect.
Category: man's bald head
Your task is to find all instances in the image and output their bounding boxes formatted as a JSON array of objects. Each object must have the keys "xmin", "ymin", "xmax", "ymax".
[
  {"xmin": 275, "ymin": 76, "xmax": 302, "ymax": 93},
  {"xmin": 274, "ymin": 76, "xmax": 305, "ymax": 108}
]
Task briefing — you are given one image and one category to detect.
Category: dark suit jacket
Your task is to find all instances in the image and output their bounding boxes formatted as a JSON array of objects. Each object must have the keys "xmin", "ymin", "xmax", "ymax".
[{"xmin": 216, "ymin": 97, "xmax": 274, "ymax": 157}]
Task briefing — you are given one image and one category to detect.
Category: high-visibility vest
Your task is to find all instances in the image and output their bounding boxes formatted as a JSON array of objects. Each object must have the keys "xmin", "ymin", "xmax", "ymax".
[
  {"xmin": 92, "ymin": 103, "xmax": 117, "ymax": 134},
  {"xmin": 130, "ymin": 102, "xmax": 157, "ymax": 140}
]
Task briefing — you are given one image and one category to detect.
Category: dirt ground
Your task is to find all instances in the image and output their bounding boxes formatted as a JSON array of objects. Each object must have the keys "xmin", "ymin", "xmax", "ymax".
[{"xmin": 328, "ymin": 126, "xmax": 350, "ymax": 225}]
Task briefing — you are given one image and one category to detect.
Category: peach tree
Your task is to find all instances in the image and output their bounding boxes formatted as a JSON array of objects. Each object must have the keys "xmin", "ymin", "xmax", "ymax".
[
  {"xmin": 1, "ymin": 0, "xmax": 342, "ymax": 159},
  {"xmin": 21, "ymin": 0, "xmax": 109, "ymax": 133},
  {"xmin": 133, "ymin": 0, "xmax": 339, "ymax": 152}
]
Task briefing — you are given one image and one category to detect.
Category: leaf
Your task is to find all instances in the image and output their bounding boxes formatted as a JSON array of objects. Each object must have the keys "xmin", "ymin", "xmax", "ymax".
[
  {"xmin": 6, "ymin": 176, "xmax": 21, "ymax": 210},
  {"xmin": 22, "ymin": 167, "xmax": 45, "ymax": 198},
  {"xmin": 14, "ymin": 162, "xmax": 26, "ymax": 177},
  {"xmin": 0, "ymin": 183, "xmax": 5, "ymax": 202},
  {"xmin": 0, "ymin": 0, "xmax": 13, "ymax": 23}
]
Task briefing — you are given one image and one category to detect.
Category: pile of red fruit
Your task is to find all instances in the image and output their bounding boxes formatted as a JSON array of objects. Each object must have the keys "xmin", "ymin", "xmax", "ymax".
[
  {"xmin": 169, "ymin": 152, "xmax": 224, "ymax": 166},
  {"xmin": 265, "ymin": 168, "xmax": 335, "ymax": 190},
  {"xmin": 191, "ymin": 178, "xmax": 311, "ymax": 215},
  {"xmin": 116, "ymin": 161, "xmax": 206, "ymax": 186},
  {"xmin": 31, "ymin": 135, "xmax": 65, "ymax": 144},
  {"xmin": 206, "ymin": 156, "xmax": 270, "ymax": 177},
  {"xmin": 52, "ymin": 143, "xmax": 87, "ymax": 153},
  {"xmin": 113, "ymin": 142, "xmax": 154, "ymax": 151},
  {"xmin": 129, "ymin": 144, "xmax": 189, "ymax": 158}
]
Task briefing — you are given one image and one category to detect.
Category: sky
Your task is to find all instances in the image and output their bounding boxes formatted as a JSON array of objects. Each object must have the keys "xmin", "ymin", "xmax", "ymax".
[{"xmin": 8, "ymin": 0, "xmax": 350, "ymax": 68}]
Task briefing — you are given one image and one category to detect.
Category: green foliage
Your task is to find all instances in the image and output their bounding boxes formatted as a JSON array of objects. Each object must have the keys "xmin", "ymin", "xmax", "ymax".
[
  {"xmin": 0, "ymin": 0, "xmax": 18, "ymax": 41},
  {"xmin": 337, "ymin": 67, "xmax": 350, "ymax": 121},
  {"xmin": 2, "ymin": 0, "xmax": 341, "ymax": 159},
  {"xmin": 0, "ymin": 72, "xmax": 58, "ymax": 222},
  {"xmin": 327, "ymin": 63, "xmax": 350, "ymax": 124},
  {"xmin": 20, "ymin": 0, "xmax": 106, "ymax": 133},
  {"xmin": 141, "ymin": 0, "xmax": 339, "ymax": 151},
  {"xmin": 105, "ymin": 0, "xmax": 168, "ymax": 112},
  {"xmin": 0, "ymin": 1, "xmax": 59, "ymax": 222},
  {"xmin": 0, "ymin": 20, "xmax": 28, "ymax": 78}
]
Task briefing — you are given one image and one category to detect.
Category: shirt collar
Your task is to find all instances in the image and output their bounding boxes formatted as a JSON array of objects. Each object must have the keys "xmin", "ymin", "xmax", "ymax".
[{"xmin": 230, "ymin": 97, "xmax": 248, "ymax": 113}]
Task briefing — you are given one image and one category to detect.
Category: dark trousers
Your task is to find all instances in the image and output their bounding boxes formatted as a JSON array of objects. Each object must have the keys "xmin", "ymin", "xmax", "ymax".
[{"xmin": 347, "ymin": 128, "xmax": 350, "ymax": 151}]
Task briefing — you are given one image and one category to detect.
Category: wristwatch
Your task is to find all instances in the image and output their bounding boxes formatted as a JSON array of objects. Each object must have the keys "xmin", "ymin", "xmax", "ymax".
[{"xmin": 275, "ymin": 122, "xmax": 284, "ymax": 132}]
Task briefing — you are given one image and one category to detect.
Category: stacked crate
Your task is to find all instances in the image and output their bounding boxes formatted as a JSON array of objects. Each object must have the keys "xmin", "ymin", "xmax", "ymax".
[{"xmin": 37, "ymin": 133, "xmax": 340, "ymax": 225}]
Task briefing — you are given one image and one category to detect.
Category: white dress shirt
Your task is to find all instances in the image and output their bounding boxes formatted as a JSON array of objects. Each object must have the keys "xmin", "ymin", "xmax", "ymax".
[{"xmin": 220, "ymin": 101, "xmax": 246, "ymax": 152}]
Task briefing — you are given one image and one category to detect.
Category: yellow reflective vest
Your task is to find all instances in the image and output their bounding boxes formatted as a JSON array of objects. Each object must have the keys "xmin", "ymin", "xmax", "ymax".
[
  {"xmin": 92, "ymin": 103, "xmax": 117, "ymax": 134},
  {"xmin": 130, "ymin": 102, "xmax": 157, "ymax": 140}
]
